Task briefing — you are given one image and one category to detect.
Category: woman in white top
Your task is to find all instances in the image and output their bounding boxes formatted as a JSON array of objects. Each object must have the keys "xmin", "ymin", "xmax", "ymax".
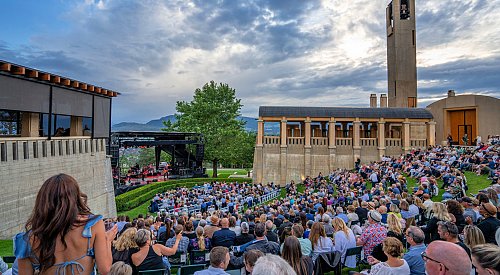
[
  {"xmin": 332, "ymin": 217, "xmax": 357, "ymax": 268},
  {"xmin": 362, "ymin": 237, "xmax": 410, "ymax": 275},
  {"xmin": 309, "ymin": 222, "xmax": 333, "ymax": 262}
]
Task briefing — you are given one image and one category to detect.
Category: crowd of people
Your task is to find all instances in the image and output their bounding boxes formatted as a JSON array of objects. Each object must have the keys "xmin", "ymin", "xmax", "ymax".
[
  {"xmin": 2, "ymin": 140, "xmax": 500, "ymax": 275},
  {"xmin": 149, "ymin": 181, "xmax": 280, "ymax": 214}
]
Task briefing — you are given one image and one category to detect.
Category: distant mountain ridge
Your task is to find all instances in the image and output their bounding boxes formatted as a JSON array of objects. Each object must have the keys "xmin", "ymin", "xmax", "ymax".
[{"xmin": 112, "ymin": 115, "xmax": 265, "ymax": 132}]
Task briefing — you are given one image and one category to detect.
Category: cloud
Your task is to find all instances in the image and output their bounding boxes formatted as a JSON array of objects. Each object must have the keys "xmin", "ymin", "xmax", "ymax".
[{"xmin": 0, "ymin": 0, "xmax": 499, "ymax": 123}]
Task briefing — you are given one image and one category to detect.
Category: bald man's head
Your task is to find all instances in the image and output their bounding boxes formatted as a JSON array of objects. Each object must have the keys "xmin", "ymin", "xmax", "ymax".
[
  {"xmin": 220, "ymin": 218, "xmax": 229, "ymax": 228},
  {"xmin": 425, "ymin": 241, "xmax": 471, "ymax": 275}
]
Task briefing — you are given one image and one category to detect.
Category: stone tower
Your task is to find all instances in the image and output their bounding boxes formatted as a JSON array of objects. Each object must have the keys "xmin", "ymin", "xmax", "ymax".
[{"xmin": 386, "ymin": 0, "xmax": 417, "ymax": 108}]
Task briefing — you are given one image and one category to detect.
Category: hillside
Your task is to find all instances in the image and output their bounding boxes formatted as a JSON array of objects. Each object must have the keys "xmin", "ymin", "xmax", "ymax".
[{"xmin": 112, "ymin": 115, "xmax": 271, "ymax": 132}]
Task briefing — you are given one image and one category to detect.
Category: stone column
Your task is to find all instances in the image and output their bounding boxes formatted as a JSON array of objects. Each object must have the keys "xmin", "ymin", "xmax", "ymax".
[
  {"xmin": 280, "ymin": 117, "xmax": 287, "ymax": 185},
  {"xmin": 304, "ymin": 117, "xmax": 311, "ymax": 178},
  {"xmin": 328, "ymin": 118, "xmax": 337, "ymax": 171},
  {"xmin": 403, "ymin": 119, "xmax": 411, "ymax": 154},
  {"xmin": 427, "ymin": 121, "xmax": 436, "ymax": 146},
  {"xmin": 257, "ymin": 119, "xmax": 264, "ymax": 146},
  {"xmin": 353, "ymin": 118, "xmax": 361, "ymax": 164},
  {"xmin": 280, "ymin": 118, "xmax": 287, "ymax": 146},
  {"xmin": 253, "ymin": 118, "xmax": 264, "ymax": 184},
  {"xmin": 378, "ymin": 118, "xmax": 386, "ymax": 159}
]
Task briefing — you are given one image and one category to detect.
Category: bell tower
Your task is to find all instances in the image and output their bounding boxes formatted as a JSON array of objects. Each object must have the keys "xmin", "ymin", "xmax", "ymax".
[{"xmin": 386, "ymin": 0, "xmax": 417, "ymax": 108}]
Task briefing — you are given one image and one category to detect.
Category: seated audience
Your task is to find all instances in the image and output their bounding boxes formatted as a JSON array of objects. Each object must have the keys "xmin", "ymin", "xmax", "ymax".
[
  {"xmin": 403, "ymin": 226, "xmax": 426, "ymax": 275},
  {"xmin": 112, "ymin": 228, "xmax": 138, "ymax": 265},
  {"xmin": 282, "ymin": 236, "xmax": 314, "ymax": 275},
  {"xmin": 331, "ymin": 218, "xmax": 356, "ymax": 268},
  {"xmin": 244, "ymin": 249, "xmax": 264, "ymax": 275},
  {"xmin": 471, "ymin": 244, "xmax": 500, "ymax": 275},
  {"xmin": 212, "ymin": 218, "xmax": 236, "ymax": 248},
  {"xmin": 252, "ymin": 254, "xmax": 297, "ymax": 275},
  {"xmin": 423, "ymin": 240, "xmax": 471, "ymax": 275},
  {"xmin": 166, "ymin": 225, "xmax": 189, "ymax": 253},
  {"xmin": 194, "ymin": 246, "xmax": 231, "ymax": 275}
]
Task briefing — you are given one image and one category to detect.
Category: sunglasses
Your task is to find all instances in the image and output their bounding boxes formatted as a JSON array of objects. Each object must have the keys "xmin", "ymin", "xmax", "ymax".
[{"xmin": 421, "ymin": 252, "xmax": 449, "ymax": 271}]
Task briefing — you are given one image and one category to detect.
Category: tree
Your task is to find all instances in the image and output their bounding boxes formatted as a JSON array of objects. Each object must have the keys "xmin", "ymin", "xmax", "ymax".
[{"xmin": 164, "ymin": 81, "xmax": 247, "ymax": 178}]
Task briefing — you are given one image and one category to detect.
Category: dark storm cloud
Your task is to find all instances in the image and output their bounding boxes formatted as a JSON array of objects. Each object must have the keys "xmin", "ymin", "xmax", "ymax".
[
  {"xmin": 418, "ymin": 56, "xmax": 500, "ymax": 98},
  {"xmin": 1, "ymin": 0, "xmax": 499, "ymax": 123}
]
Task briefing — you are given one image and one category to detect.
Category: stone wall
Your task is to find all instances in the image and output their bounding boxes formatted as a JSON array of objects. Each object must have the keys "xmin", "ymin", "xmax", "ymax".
[{"xmin": 0, "ymin": 137, "xmax": 117, "ymax": 239}]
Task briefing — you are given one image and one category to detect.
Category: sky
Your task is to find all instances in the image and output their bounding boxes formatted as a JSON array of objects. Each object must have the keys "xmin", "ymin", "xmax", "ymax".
[{"xmin": 1, "ymin": 0, "xmax": 499, "ymax": 124}]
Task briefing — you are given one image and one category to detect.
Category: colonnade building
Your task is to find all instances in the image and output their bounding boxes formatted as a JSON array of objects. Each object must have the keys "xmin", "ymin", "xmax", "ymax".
[{"xmin": 253, "ymin": 106, "xmax": 435, "ymax": 185}]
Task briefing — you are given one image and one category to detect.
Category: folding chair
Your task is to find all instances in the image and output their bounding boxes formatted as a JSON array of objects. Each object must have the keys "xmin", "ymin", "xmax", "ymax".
[
  {"xmin": 169, "ymin": 252, "xmax": 188, "ymax": 268},
  {"xmin": 226, "ymin": 269, "xmax": 242, "ymax": 275},
  {"xmin": 342, "ymin": 246, "xmax": 363, "ymax": 272},
  {"xmin": 1, "ymin": 256, "xmax": 15, "ymax": 263},
  {"xmin": 176, "ymin": 264, "xmax": 206, "ymax": 275},
  {"xmin": 190, "ymin": 250, "xmax": 210, "ymax": 265}
]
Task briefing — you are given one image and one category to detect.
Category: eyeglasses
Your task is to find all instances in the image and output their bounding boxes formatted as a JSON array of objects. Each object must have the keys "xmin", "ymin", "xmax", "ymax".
[{"xmin": 421, "ymin": 252, "xmax": 449, "ymax": 271}]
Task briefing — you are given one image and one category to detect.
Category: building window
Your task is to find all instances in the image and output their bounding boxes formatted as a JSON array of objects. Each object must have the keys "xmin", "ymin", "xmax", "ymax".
[
  {"xmin": 82, "ymin": 117, "xmax": 92, "ymax": 136},
  {"xmin": 53, "ymin": 114, "xmax": 71, "ymax": 137},
  {"xmin": 0, "ymin": 110, "xmax": 21, "ymax": 136}
]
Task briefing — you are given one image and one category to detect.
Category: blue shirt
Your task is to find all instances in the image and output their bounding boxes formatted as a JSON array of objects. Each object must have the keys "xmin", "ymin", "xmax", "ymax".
[
  {"xmin": 194, "ymin": 266, "xmax": 230, "ymax": 275},
  {"xmin": 336, "ymin": 213, "xmax": 349, "ymax": 224},
  {"xmin": 403, "ymin": 244, "xmax": 426, "ymax": 275}
]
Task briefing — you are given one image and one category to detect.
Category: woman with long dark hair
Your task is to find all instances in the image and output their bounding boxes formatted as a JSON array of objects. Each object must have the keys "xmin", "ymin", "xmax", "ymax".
[
  {"xmin": 15, "ymin": 174, "xmax": 118, "ymax": 274},
  {"xmin": 282, "ymin": 236, "xmax": 314, "ymax": 275}
]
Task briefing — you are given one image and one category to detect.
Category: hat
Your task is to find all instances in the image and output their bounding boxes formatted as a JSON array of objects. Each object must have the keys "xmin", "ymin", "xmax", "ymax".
[
  {"xmin": 368, "ymin": 202, "xmax": 376, "ymax": 209},
  {"xmin": 368, "ymin": 210, "xmax": 382, "ymax": 222},
  {"xmin": 481, "ymin": 203, "xmax": 498, "ymax": 216},
  {"xmin": 460, "ymin": 197, "xmax": 472, "ymax": 204},
  {"xmin": 210, "ymin": 215, "xmax": 219, "ymax": 225}
]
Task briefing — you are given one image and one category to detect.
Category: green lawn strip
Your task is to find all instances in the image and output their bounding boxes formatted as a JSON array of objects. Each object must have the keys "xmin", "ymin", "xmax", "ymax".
[
  {"xmin": 118, "ymin": 200, "xmax": 151, "ymax": 218},
  {"xmin": 0, "ymin": 240, "xmax": 13, "ymax": 256},
  {"xmin": 404, "ymin": 172, "xmax": 491, "ymax": 202},
  {"xmin": 206, "ymin": 169, "xmax": 248, "ymax": 178}
]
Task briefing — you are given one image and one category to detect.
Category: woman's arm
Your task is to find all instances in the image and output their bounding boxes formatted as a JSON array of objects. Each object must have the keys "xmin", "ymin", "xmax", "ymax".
[
  {"xmin": 17, "ymin": 259, "xmax": 34, "ymax": 275},
  {"xmin": 158, "ymin": 232, "xmax": 182, "ymax": 256},
  {"xmin": 94, "ymin": 221, "xmax": 118, "ymax": 275}
]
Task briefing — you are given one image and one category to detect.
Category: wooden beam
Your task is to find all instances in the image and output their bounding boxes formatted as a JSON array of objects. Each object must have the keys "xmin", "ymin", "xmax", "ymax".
[
  {"xmin": 51, "ymin": 75, "xmax": 61, "ymax": 84},
  {"xmin": 0, "ymin": 62, "xmax": 11, "ymax": 72},
  {"xmin": 61, "ymin": 78, "xmax": 71, "ymax": 86},
  {"xmin": 79, "ymin": 83, "xmax": 88, "ymax": 90},
  {"xmin": 95, "ymin": 87, "xmax": 101, "ymax": 94},
  {"xmin": 11, "ymin": 65, "xmax": 26, "ymax": 75},
  {"xmin": 101, "ymin": 89, "xmax": 107, "ymax": 95},
  {"xmin": 38, "ymin": 72, "xmax": 50, "ymax": 81},
  {"xmin": 87, "ymin": 85, "xmax": 94, "ymax": 92},
  {"xmin": 27, "ymin": 69, "xmax": 39, "ymax": 78},
  {"xmin": 71, "ymin": 81, "xmax": 79, "ymax": 88}
]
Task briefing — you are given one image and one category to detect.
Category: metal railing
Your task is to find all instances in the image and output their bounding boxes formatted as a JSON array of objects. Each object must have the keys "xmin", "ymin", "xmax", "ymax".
[{"xmin": 159, "ymin": 189, "xmax": 281, "ymax": 215}]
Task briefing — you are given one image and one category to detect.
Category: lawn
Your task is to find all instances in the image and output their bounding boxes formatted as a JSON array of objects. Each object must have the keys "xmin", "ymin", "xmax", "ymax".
[
  {"xmin": 118, "ymin": 200, "xmax": 151, "ymax": 218},
  {"xmin": 405, "ymin": 171, "xmax": 491, "ymax": 202},
  {"xmin": 206, "ymin": 168, "xmax": 249, "ymax": 178},
  {"xmin": 0, "ymin": 239, "xmax": 13, "ymax": 257}
]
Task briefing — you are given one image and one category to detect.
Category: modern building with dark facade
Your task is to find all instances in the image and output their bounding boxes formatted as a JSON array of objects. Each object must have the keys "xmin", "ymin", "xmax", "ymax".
[{"xmin": 0, "ymin": 60, "xmax": 119, "ymax": 238}]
